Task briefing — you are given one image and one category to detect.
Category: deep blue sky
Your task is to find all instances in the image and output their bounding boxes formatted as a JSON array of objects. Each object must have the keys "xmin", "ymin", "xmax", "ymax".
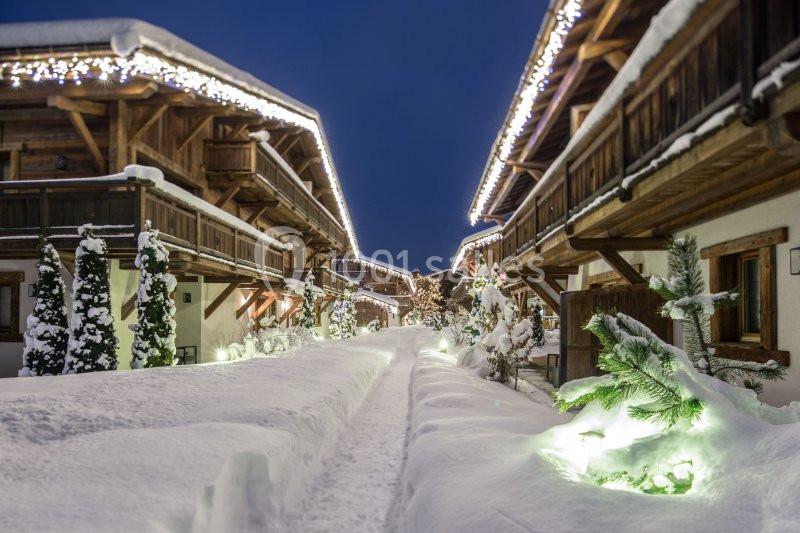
[{"xmin": 3, "ymin": 0, "xmax": 548, "ymax": 271}]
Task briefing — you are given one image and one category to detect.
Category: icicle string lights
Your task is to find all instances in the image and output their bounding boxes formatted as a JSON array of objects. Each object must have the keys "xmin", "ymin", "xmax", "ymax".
[
  {"xmin": 451, "ymin": 228, "xmax": 503, "ymax": 271},
  {"xmin": 1, "ymin": 52, "xmax": 359, "ymax": 255},
  {"xmin": 353, "ymin": 292, "xmax": 399, "ymax": 315},
  {"xmin": 470, "ymin": 0, "xmax": 582, "ymax": 225}
]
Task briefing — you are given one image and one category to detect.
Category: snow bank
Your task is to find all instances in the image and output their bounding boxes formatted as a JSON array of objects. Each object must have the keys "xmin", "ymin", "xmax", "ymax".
[
  {"xmin": 0, "ymin": 329, "xmax": 413, "ymax": 532},
  {"xmin": 402, "ymin": 339, "xmax": 800, "ymax": 532}
]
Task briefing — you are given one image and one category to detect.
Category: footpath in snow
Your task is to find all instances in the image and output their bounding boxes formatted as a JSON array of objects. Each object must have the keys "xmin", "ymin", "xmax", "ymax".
[
  {"xmin": 0, "ymin": 328, "xmax": 425, "ymax": 532},
  {"xmin": 284, "ymin": 328, "xmax": 427, "ymax": 532}
]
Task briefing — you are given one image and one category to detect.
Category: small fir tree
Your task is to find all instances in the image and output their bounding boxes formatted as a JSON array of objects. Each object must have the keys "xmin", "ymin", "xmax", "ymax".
[
  {"xmin": 329, "ymin": 286, "xmax": 356, "ymax": 339},
  {"xmin": 531, "ymin": 302, "xmax": 545, "ymax": 347},
  {"xmin": 409, "ymin": 275, "xmax": 443, "ymax": 328},
  {"xmin": 20, "ymin": 237, "xmax": 69, "ymax": 376},
  {"xmin": 299, "ymin": 271, "xmax": 319, "ymax": 332},
  {"xmin": 482, "ymin": 300, "xmax": 518, "ymax": 382},
  {"xmin": 131, "ymin": 221, "xmax": 177, "ymax": 369},
  {"xmin": 64, "ymin": 225, "xmax": 118, "ymax": 373},
  {"xmin": 649, "ymin": 236, "xmax": 785, "ymax": 391},
  {"xmin": 464, "ymin": 254, "xmax": 504, "ymax": 344},
  {"xmin": 558, "ymin": 313, "xmax": 703, "ymax": 427}
]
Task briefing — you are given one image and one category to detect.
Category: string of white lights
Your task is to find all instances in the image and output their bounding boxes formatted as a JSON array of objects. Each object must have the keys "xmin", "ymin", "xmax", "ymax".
[
  {"xmin": 353, "ymin": 291, "xmax": 399, "ymax": 315},
  {"xmin": 0, "ymin": 52, "xmax": 360, "ymax": 255},
  {"xmin": 469, "ymin": 0, "xmax": 582, "ymax": 225},
  {"xmin": 451, "ymin": 228, "xmax": 503, "ymax": 271}
]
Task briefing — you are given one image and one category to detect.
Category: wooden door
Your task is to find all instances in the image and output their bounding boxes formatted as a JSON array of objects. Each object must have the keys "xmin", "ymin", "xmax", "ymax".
[{"xmin": 560, "ymin": 283, "xmax": 672, "ymax": 382}]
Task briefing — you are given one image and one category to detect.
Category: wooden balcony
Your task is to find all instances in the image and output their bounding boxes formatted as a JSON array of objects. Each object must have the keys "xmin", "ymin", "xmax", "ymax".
[
  {"xmin": 205, "ymin": 139, "xmax": 348, "ymax": 247},
  {"xmin": 314, "ymin": 267, "xmax": 350, "ymax": 295},
  {"xmin": 0, "ymin": 178, "xmax": 288, "ymax": 278},
  {"xmin": 504, "ymin": 0, "xmax": 800, "ymax": 261}
]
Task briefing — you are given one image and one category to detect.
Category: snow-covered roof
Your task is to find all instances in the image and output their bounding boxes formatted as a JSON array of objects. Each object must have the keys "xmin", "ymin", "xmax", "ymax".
[
  {"xmin": 354, "ymin": 290, "xmax": 399, "ymax": 313},
  {"xmin": 451, "ymin": 225, "xmax": 503, "ymax": 272},
  {"xmin": 0, "ymin": 18, "xmax": 359, "ymax": 255},
  {"xmin": 351, "ymin": 255, "xmax": 416, "ymax": 293}
]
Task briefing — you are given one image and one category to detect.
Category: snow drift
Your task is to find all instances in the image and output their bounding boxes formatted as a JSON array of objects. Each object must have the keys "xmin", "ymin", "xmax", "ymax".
[
  {"xmin": 402, "ymin": 337, "xmax": 800, "ymax": 532},
  {"xmin": 0, "ymin": 329, "xmax": 412, "ymax": 532}
]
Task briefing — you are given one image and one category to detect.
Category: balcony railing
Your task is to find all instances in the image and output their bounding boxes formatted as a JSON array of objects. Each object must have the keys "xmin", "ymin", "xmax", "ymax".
[
  {"xmin": 504, "ymin": 0, "xmax": 800, "ymax": 257},
  {"xmin": 205, "ymin": 139, "xmax": 348, "ymax": 246},
  {"xmin": 0, "ymin": 178, "xmax": 287, "ymax": 276}
]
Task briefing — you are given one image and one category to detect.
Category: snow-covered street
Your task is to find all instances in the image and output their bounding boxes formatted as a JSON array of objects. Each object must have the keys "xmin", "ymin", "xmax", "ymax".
[{"xmin": 0, "ymin": 328, "xmax": 427, "ymax": 532}]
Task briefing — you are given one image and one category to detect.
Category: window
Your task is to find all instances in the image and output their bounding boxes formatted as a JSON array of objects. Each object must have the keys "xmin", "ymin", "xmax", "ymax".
[
  {"xmin": 701, "ymin": 228, "xmax": 789, "ymax": 363},
  {"xmin": 0, "ymin": 272, "xmax": 24, "ymax": 342}
]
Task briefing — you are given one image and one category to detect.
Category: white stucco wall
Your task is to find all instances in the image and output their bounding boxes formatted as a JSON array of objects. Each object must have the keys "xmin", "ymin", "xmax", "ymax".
[
  {"xmin": 682, "ymin": 190, "xmax": 800, "ymax": 406},
  {"xmin": 570, "ymin": 191, "xmax": 800, "ymax": 406},
  {"xmin": 0, "ymin": 259, "xmax": 37, "ymax": 377},
  {"xmin": 110, "ymin": 260, "xmax": 138, "ymax": 370}
]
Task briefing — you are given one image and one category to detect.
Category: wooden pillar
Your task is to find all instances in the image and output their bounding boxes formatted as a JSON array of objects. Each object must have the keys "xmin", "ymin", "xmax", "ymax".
[
  {"xmin": 738, "ymin": 0, "xmax": 764, "ymax": 126},
  {"xmin": 108, "ymin": 100, "xmax": 129, "ymax": 173},
  {"xmin": 563, "ymin": 162, "xmax": 572, "ymax": 235}
]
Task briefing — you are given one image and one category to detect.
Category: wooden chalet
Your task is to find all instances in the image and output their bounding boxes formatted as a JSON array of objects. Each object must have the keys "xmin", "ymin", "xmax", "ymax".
[
  {"xmin": 0, "ymin": 19, "xmax": 360, "ymax": 373},
  {"xmin": 334, "ymin": 255, "xmax": 415, "ymax": 326},
  {"xmin": 466, "ymin": 0, "xmax": 800, "ymax": 404}
]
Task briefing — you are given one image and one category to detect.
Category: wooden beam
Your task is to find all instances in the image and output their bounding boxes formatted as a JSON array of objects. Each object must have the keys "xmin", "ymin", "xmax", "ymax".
[
  {"xmin": 254, "ymin": 293, "xmax": 277, "ymax": 321},
  {"xmin": 280, "ymin": 135, "xmax": 302, "ymax": 157},
  {"xmin": 518, "ymin": 0, "xmax": 630, "ymax": 162},
  {"xmin": 205, "ymin": 283, "xmax": 240, "ymax": 319},
  {"xmin": 296, "ymin": 156, "xmax": 321, "ymax": 175},
  {"xmin": 568, "ymin": 237, "xmax": 669, "ymax": 251},
  {"xmin": 47, "ymin": 95, "xmax": 107, "ymax": 117},
  {"xmin": 700, "ymin": 228, "xmax": 788, "ymax": 259},
  {"xmin": 523, "ymin": 278, "xmax": 560, "ymax": 313},
  {"xmin": 503, "ymin": 160, "xmax": 549, "ymax": 171},
  {"xmin": 578, "ymin": 39, "xmax": 631, "ymax": 62},
  {"xmin": 108, "ymin": 100, "xmax": 128, "ymax": 173},
  {"xmin": 236, "ymin": 287, "xmax": 265, "ymax": 319},
  {"xmin": 66, "ymin": 110, "xmax": 105, "ymax": 173},
  {"xmin": 129, "ymin": 103, "xmax": 169, "ymax": 144},
  {"xmin": 176, "ymin": 115, "xmax": 213, "ymax": 153},
  {"xmin": 121, "ymin": 293, "xmax": 137, "ymax": 321},
  {"xmin": 596, "ymin": 249, "xmax": 646, "ymax": 285},
  {"xmin": 604, "ymin": 50, "xmax": 629, "ymax": 71},
  {"xmin": 318, "ymin": 296, "xmax": 334, "ymax": 314},
  {"xmin": 314, "ymin": 186, "xmax": 332, "ymax": 200},
  {"xmin": 279, "ymin": 298, "xmax": 302, "ymax": 325},
  {"xmin": 214, "ymin": 184, "xmax": 242, "ymax": 208}
]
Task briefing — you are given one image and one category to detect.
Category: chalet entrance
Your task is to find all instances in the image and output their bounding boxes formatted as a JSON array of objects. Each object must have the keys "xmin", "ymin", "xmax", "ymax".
[{"xmin": 559, "ymin": 283, "xmax": 672, "ymax": 385}]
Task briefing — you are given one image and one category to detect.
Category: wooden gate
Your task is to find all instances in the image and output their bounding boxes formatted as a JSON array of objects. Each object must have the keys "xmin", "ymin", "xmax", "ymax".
[{"xmin": 560, "ymin": 283, "xmax": 672, "ymax": 384}]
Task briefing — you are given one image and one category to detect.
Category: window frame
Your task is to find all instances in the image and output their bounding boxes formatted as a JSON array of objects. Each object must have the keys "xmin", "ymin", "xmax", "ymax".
[
  {"xmin": 701, "ymin": 228, "xmax": 788, "ymax": 364},
  {"xmin": 0, "ymin": 271, "xmax": 24, "ymax": 343}
]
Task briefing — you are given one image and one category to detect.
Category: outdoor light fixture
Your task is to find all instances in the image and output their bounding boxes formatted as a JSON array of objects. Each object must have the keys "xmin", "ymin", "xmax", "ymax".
[
  {"xmin": 791, "ymin": 247, "xmax": 800, "ymax": 275},
  {"xmin": 54, "ymin": 153, "xmax": 67, "ymax": 170},
  {"xmin": 183, "ymin": 292, "xmax": 192, "ymax": 303},
  {"xmin": 28, "ymin": 284, "xmax": 37, "ymax": 297}
]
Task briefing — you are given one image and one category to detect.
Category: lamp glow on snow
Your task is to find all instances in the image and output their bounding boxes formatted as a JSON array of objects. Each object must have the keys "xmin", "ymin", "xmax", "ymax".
[{"xmin": 214, "ymin": 347, "xmax": 229, "ymax": 362}]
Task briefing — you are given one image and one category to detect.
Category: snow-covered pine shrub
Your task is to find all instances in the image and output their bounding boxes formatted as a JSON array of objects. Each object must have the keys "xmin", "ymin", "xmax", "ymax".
[
  {"xmin": 63, "ymin": 225, "xmax": 118, "ymax": 373},
  {"xmin": 558, "ymin": 312, "xmax": 703, "ymax": 426},
  {"xmin": 531, "ymin": 302, "xmax": 545, "ymax": 347},
  {"xmin": 329, "ymin": 286, "xmax": 356, "ymax": 339},
  {"xmin": 366, "ymin": 319, "xmax": 381, "ymax": 332},
  {"xmin": 650, "ymin": 236, "xmax": 785, "ymax": 391},
  {"xmin": 20, "ymin": 238, "xmax": 69, "ymax": 376},
  {"xmin": 299, "ymin": 272, "xmax": 318, "ymax": 331},
  {"xmin": 464, "ymin": 255, "xmax": 505, "ymax": 345},
  {"xmin": 482, "ymin": 299, "xmax": 519, "ymax": 382},
  {"xmin": 131, "ymin": 221, "xmax": 177, "ymax": 369}
]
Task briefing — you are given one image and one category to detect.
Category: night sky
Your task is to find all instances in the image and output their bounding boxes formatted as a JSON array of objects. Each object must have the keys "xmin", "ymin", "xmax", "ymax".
[{"xmin": 3, "ymin": 0, "xmax": 548, "ymax": 271}]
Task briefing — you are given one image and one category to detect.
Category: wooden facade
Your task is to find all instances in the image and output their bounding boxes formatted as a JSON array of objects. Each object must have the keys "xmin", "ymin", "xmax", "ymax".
[
  {"xmin": 0, "ymin": 35, "xmax": 354, "ymax": 285},
  {"xmin": 465, "ymin": 0, "xmax": 800, "ymax": 390}
]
